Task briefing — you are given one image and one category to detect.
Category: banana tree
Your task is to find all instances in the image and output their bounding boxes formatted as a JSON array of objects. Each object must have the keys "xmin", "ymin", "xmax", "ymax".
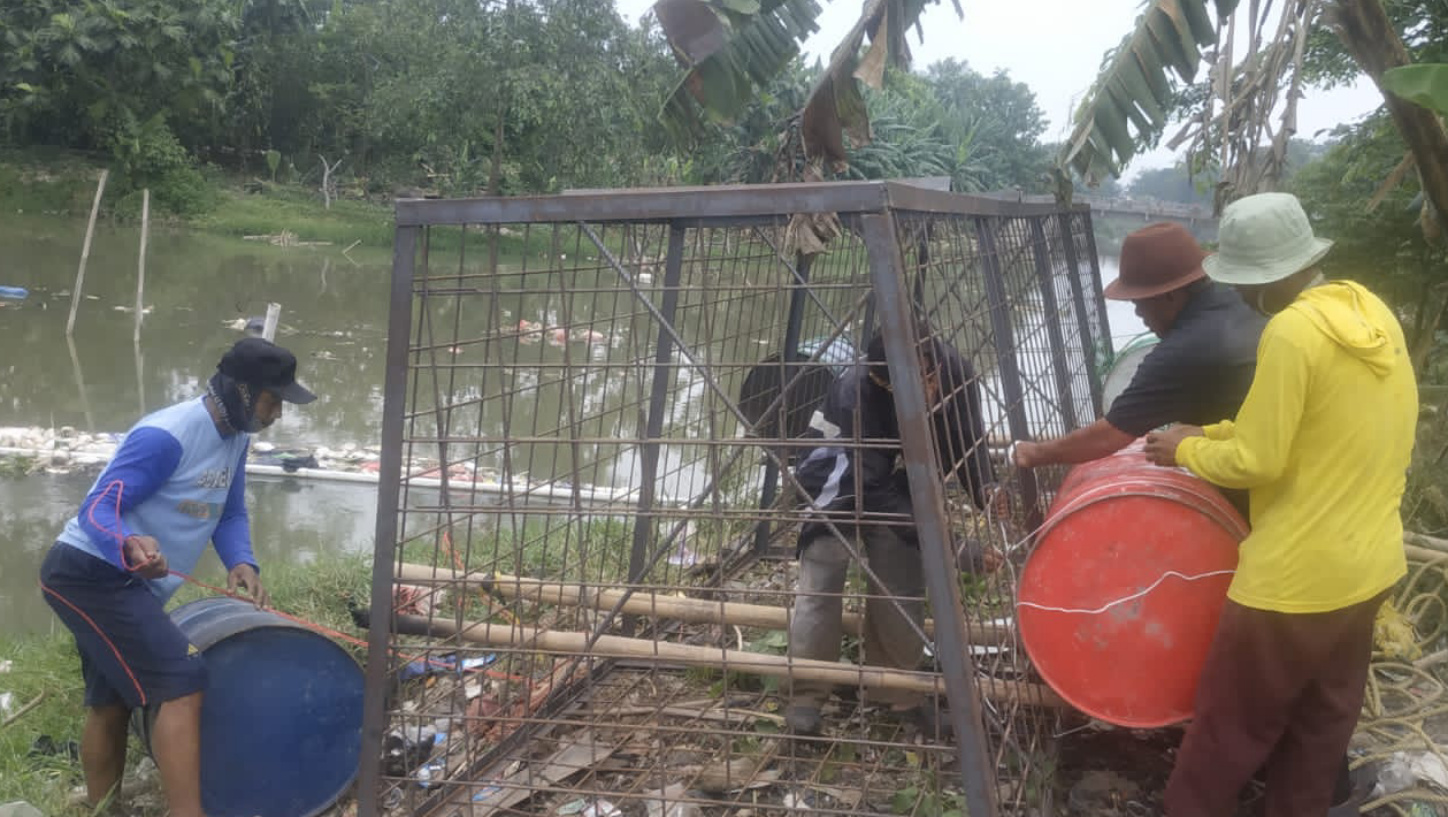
[
  {"xmin": 1055, "ymin": 0, "xmax": 1326, "ymax": 208},
  {"xmin": 1060, "ymin": 0, "xmax": 1448, "ymax": 231},
  {"xmin": 1333, "ymin": 1, "xmax": 1448, "ymax": 238},
  {"xmin": 1058, "ymin": 0, "xmax": 1239, "ymax": 188},
  {"xmin": 654, "ymin": 0, "xmax": 960, "ymax": 174}
]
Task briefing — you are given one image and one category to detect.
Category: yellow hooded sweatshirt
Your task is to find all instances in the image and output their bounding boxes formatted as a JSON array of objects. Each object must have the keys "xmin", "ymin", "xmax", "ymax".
[{"xmin": 1176, "ymin": 280, "xmax": 1417, "ymax": 613}]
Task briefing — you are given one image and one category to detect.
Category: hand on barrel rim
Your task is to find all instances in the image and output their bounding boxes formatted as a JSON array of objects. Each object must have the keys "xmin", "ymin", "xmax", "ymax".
[
  {"xmin": 1143, "ymin": 424, "xmax": 1205, "ymax": 467},
  {"xmin": 956, "ymin": 537, "xmax": 1005, "ymax": 574},
  {"xmin": 227, "ymin": 563, "xmax": 270, "ymax": 609},
  {"xmin": 1011, "ymin": 441, "xmax": 1040, "ymax": 469},
  {"xmin": 123, "ymin": 534, "xmax": 168, "ymax": 580}
]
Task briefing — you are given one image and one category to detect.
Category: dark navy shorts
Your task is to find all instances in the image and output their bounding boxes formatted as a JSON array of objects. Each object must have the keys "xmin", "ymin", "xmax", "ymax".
[{"xmin": 40, "ymin": 543, "xmax": 207, "ymax": 709}]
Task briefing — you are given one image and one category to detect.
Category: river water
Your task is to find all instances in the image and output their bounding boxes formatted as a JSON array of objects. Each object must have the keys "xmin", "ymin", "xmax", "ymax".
[
  {"xmin": 1, "ymin": 216, "xmax": 393, "ymax": 636},
  {"xmin": 0, "ymin": 214, "xmax": 1144, "ymax": 636}
]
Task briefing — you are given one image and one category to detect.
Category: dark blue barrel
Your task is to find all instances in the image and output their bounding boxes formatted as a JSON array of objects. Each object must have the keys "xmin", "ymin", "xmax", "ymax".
[{"xmin": 132, "ymin": 597, "xmax": 364, "ymax": 816}]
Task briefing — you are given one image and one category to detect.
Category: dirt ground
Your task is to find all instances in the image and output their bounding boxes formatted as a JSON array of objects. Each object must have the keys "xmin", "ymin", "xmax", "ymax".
[{"xmin": 1055, "ymin": 723, "xmax": 1264, "ymax": 817}]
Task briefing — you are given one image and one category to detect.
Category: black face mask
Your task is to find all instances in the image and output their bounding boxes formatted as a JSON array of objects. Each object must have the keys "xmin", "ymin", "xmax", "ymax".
[{"xmin": 207, "ymin": 372, "xmax": 264, "ymax": 433}]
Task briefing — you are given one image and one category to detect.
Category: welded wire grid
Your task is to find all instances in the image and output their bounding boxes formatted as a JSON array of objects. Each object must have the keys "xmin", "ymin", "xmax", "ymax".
[
  {"xmin": 1062, "ymin": 210, "xmax": 1114, "ymax": 382},
  {"xmin": 361, "ymin": 185, "xmax": 1109, "ymax": 817},
  {"xmin": 891, "ymin": 209, "xmax": 1106, "ymax": 814}
]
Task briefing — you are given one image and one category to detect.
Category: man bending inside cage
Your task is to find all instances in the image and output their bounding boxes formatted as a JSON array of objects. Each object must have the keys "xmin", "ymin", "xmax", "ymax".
[{"xmin": 785, "ymin": 327, "xmax": 1003, "ymax": 738}]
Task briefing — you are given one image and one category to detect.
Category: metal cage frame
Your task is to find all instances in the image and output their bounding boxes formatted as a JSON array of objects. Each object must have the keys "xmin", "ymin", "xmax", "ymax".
[{"xmin": 357, "ymin": 180, "xmax": 1112, "ymax": 817}]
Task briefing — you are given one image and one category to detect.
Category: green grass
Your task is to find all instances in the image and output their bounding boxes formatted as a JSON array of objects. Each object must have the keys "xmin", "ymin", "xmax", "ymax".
[
  {"xmin": 2, "ymin": 147, "xmax": 768, "ymax": 276},
  {"xmin": 0, "ymin": 553, "xmax": 373, "ymax": 813},
  {"xmin": 0, "ymin": 147, "xmax": 109, "ymax": 218},
  {"xmin": 397, "ymin": 519, "xmax": 634, "ymax": 580},
  {"xmin": 0, "ymin": 523, "xmax": 646, "ymax": 811},
  {"xmin": 0, "ymin": 148, "xmax": 543, "ymax": 260},
  {"xmin": 0, "ymin": 633, "xmax": 89, "ymax": 814},
  {"xmin": 166, "ymin": 552, "xmax": 373, "ymax": 644},
  {"xmin": 189, "ymin": 185, "xmax": 398, "ymax": 250}
]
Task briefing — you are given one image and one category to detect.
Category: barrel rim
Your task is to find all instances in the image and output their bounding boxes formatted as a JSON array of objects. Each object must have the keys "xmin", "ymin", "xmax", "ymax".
[{"xmin": 1033, "ymin": 478, "xmax": 1249, "ymax": 547}]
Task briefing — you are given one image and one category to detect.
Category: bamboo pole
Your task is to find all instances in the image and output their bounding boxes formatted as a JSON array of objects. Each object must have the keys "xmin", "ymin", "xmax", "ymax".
[
  {"xmin": 0, "ymin": 691, "xmax": 47, "ymax": 731},
  {"xmin": 67, "ymin": 169, "xmax": 109, "ymax": 337},
  {"xmin": 1406, "ymin": 532, "xmax": 1448, "ymax": 555},
  {"xmin": 65, "ymin": 334, "xmax": 95, "ymax": 431},
  {"xmin": 393, "ymin": 563, "xmax": 1013, "ymax": 644},
  {"xmin": 133, "ymin": 189, "xmax": 149, "ymax": 344},
  {"xmin": 262, "ymin": 302, "xmax": 281, "ymax": 342},
  {"xmin": 1406, "ymin": 544, "xmax": 1448, "ymax": 563},
  {"xmin": 389, "ymin": 613, "xmax": 1066, "ymax": 708},
  {"xmin": 134, "ymin": 342, "xmax": 145, "ymax": 416}
]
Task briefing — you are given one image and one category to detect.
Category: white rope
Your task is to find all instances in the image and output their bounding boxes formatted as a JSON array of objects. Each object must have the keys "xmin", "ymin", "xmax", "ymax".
[
  {"xmin": 1015, "ymin": 569, "xmax": 1236, "ymax": 616},
  {"xmin": 987, "ymin": 444, "xmax": 1234, "ymax": 616}
]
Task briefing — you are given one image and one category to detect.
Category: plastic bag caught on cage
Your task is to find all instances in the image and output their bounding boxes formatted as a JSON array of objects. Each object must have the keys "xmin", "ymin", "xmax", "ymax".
[
  {"xmin": 398, "ymin": 652, "xmax": 498, "ymax": 682},
  {"xmin": 666, "ymin": 521, "xmax": 701, "ymax": 567},
  {"xmin": 558, "ymin": 799, "xmax": 622, "ymax": 817}
]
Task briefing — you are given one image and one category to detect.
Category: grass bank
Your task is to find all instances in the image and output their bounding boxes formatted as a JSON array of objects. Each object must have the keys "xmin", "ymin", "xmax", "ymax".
[
  {"xmin": 1, "ymin": 147, "xmax": 396, "ymax": 249},
  {"xmin": 0, "ymin": 148, "xmax": 604, "ymax": 264},
  {"xmin": 0, "ymin": 553, "xmax": 371, "ymax": 815}
]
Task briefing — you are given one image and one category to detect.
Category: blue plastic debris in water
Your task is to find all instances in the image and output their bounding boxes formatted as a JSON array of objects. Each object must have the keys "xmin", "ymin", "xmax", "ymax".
[{"xmin": 0, "ymin": 286, "xmax": 28, "ymax": 300}]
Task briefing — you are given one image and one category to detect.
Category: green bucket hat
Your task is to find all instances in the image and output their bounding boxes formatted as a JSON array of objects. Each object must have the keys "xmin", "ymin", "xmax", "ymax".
[{"xmin": 1202, "ymin": 192, "xmax": 1334, "ymax": 286}]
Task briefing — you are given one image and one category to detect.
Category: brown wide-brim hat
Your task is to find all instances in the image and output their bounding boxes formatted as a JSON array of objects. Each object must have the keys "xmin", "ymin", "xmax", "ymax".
[{"xmin": 1104, "ymin": 222, "xmax": 1209, "ymax": 301}]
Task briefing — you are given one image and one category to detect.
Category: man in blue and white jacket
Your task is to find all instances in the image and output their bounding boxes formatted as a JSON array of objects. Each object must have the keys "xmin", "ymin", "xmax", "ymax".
[{"xmin": 39, "ymin": 338, "xmax": 315, "ymax": 816}]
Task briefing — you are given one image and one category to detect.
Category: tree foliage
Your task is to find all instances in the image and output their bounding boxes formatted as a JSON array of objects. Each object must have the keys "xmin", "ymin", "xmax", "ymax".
[
  {"xmin": 0, "ymin": 0, "xmax": 681, "ymax": 203},
  {"xmin": 1303, "ymin": 0, "xmax": 1448, "ymax": 89},
  {"xmin": 680, "ymin": 59, "xmax": 1052, "ymax": 193},
  {"xmin": 0, "ymin": 0, "xmax": 1060, "ymax": 208},
  {"xmin": 1058, "ymin": 0, "xmax": 1238, "ymax": 187},
  {"xmin": 1126, "ymin": 139, "xmax": 1327, "ymax": 205},
  {"xmin": 0, "ymin": 0, "xmax": 240, "ymax": 209},
  {"xmin": 0, "ymin": 0, "xmax": 240, "ymax": 150},
  {"xmin": 654, "ymin": 0, "xmax": 964, "ymax": 175},
  {"xmin": 1290, "ymin": 112, "xmax": 1447, "ymax": 381}
]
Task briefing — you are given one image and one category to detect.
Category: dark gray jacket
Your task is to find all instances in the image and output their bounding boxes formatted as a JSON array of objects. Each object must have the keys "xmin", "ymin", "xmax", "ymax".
[{"xmin": 793, "ymin": 342, "xmax": 993, "ymax": 549}]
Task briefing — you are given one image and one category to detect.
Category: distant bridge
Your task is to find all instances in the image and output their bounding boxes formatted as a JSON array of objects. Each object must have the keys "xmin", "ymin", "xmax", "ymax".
[
  {"xmin": 1074, "ymin": 195, "xmax": 1217, "ymax": 228},
  {"xmin": 974, "ymin": 190, "xmax": 1218, "ymax": 231}
]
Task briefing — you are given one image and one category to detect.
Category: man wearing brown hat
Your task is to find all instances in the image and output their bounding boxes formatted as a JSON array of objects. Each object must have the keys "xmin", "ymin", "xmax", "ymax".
[{"xmin": 1013, "ymin": 222, "xmax": 1265, "ymax": 513}]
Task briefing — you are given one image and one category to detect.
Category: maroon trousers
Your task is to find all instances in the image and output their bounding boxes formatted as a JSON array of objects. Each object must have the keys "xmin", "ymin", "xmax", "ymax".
[{"xmin": 1165, "ymin": 590, "xmax": 1388, "ymax": 817}]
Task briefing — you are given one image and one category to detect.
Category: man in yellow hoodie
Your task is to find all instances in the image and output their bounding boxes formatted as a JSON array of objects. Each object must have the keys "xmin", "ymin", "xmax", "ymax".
[{"xmin": 1144, "ymin": 192, "xmax": 1417, "ymax": 817}]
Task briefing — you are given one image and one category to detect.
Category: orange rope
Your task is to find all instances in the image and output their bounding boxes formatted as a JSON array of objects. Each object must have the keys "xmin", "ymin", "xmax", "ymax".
[{"xmin": 93, "ymin": 478, "xmax": 524, "ymax": 683}]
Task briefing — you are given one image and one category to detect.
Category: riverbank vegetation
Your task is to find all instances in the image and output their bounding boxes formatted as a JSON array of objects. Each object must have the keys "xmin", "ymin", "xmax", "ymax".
[{"xmin": 0, "ymin": 0, "xmax": 1072, "ymax": 229}]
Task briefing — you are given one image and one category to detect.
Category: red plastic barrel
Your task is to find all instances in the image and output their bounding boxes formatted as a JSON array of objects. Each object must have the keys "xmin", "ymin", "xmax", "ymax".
[{"xmin": 1017, "ymin": 440, "xmax": 1247, "ymax": 727}]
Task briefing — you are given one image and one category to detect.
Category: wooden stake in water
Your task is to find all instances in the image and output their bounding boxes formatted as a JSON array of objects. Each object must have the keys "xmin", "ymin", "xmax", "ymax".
[
  {"xmin": 262, "ymin": 302, "xmax": 281, "ymax": 342},
  {"xmin": 135, "ymin": 339, "xmax": 146, "ymax": 416},
  {"xmin": 67, "ymin": 169, "xmax": 110, "ymax": 337},
  {"xmin": 133, "ymin": 189, "xmax": 150, "ymax": 344},
  {"xmin": 65, "ymin": 334, "xmax": 95, "ymax": 432}
]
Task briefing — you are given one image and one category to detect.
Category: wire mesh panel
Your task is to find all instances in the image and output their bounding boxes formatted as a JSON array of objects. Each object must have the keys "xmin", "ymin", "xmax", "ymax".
[{"xmin": 357, "ymin": 183, "xmax": 1110, "ymax": 817}]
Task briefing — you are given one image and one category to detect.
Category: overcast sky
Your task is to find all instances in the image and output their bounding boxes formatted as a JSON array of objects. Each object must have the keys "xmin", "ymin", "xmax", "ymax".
[{"xmin": 616, "ymin": 0, "xmax": 1385, "ymax": 180}]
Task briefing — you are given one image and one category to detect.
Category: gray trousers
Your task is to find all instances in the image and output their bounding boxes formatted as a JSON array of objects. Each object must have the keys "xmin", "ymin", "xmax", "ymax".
[{"xmin": 787, "ymin": 525, "xmax": 927, "ymax": 709}]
